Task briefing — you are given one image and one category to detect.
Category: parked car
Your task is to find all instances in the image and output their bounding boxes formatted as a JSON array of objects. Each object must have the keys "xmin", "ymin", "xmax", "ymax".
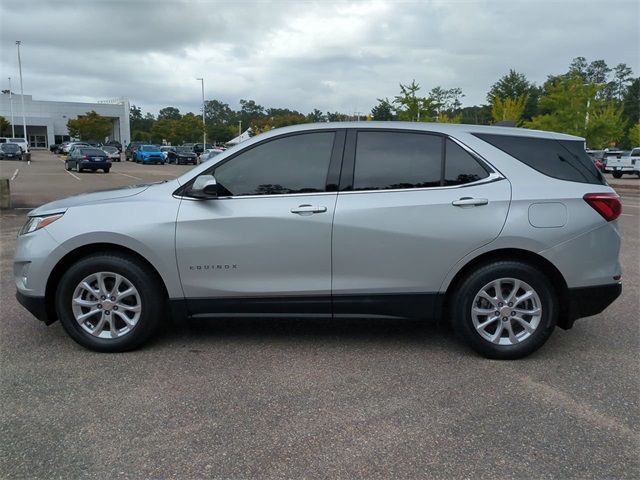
[
  {"xmin": 8, "ymin": 138, "xmax": 29, "ymax": 153},
  {"xmin": 160, "ymin": 146, "xmax": 175, "ymax": 161},
  {"xmin": 199, "ymin": 148, "xmax": 225, "ymax": 163},
  {"xmin": 135, "ymin": 144, "xmax": 165, "ymax": 164},
  {"xmin": 125, "ymin": 142, "xmax": 146, "ymax": 161},
  {"xmin": 606, "ymin": 147, "xmax": 640, "ymax": 178},
  {"xmin": 104, "ymin": 140, "xmax": 123, "ymax": 153},
  {"xmin": 64, "ymin": 147, "xmax": 111, "ymax": 173},
  {"xmin": 168, "ymin": 146, "xmax": 198, "ymax": 165},
  {"xmin": 101, "ymin": 146, "xmax": 121, "ymax": 162},
  {"xmin": 13, "ymin": 123, "xmax": 621, "ymax": 358},
  {"xmin": 193, "ymin": 143, "xmax": 213, "ymax": 155},
  {"xmin": 63, "ymin": 142, "xmax": 90, "ymax": 155},
  {"xmin": 586, "ymin": 150, "xmax": 605, "ymax": 172},
  {"xmin": 86, "ymin": 140, "xmax": 102, "ymax": 148},
  {"xmin": 53, "ymin": 142, "xmax": 70, "ymax": 154},
  {"xmin": 0, "ymin": 142, "xmax": 23, "ymax": 160}
]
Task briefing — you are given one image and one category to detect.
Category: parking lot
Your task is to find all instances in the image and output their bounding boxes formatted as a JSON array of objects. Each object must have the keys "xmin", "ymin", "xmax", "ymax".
[{"xmin": 1, "ymin": 151, "xmax": 639, "ymax": 478}]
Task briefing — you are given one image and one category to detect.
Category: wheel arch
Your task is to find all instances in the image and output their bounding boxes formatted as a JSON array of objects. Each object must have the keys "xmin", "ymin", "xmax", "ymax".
[
  {"xmin": 44, "ymin": 243, "xmax": 170, "ymax": 325},
  {"xmin": 443, "ymin": 248, "xmax": 573, "ymax": 329}
]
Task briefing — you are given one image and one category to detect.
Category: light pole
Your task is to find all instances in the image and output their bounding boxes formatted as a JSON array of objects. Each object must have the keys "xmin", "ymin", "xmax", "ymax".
[
  {"xmin": 16, "ymin": 41, "xmax": 27, "ymax": 144},
  {"xmin": 8, "ymin": 77, "xmax": 15, "ymax": 137},
  {"xmin": 196, "ymin": 78, "xmax": 205, "ymax": 149}
]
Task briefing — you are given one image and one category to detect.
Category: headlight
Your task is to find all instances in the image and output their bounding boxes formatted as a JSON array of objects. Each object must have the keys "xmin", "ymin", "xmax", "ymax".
[{"xmin": 19, "ymin": 213, "xmax": 64, "ymax": 236}]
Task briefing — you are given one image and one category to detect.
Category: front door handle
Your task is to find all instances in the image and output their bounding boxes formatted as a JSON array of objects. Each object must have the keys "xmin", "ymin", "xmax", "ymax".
[
  {"xmin": 452, "ymin": 197, "xmax": 489, "ymax": 207},
  {"xmin": 291, "ymin": 204, "xmax": 328, "ymax": 215}
]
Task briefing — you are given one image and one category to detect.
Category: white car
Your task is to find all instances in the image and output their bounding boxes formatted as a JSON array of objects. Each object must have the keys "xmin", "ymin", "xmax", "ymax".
[
  {"xmin": 8, "ymin": 138, "xmax": 29, "ymax": 153},
  {"xmin": 199, "ymin": 148, "xmax": 225, "ymax": 163}
]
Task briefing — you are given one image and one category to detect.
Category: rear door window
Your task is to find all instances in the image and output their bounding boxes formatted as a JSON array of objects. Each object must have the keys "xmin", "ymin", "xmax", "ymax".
[
  {"xmin": 444, "ymin": 139, "xmax": 489, "ymax": 186},
  {"xmin": 353, "ymin": 131, "xmax": 442, "ymax": 190},
  {"xmin": 473, "ymin": 133, "xmax": 604, "ymax": 185}
]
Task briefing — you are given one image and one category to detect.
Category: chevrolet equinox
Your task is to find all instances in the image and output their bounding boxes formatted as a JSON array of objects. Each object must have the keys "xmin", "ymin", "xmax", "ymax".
[{"xmin": 14, "ymin": 123, "xmax": 622, "ymax": 358}]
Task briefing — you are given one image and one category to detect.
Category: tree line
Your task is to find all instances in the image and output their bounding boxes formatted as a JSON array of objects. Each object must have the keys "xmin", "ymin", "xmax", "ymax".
[{"xmin": 8, "ymin": 56, "xmax": 633, "ymax": 148}]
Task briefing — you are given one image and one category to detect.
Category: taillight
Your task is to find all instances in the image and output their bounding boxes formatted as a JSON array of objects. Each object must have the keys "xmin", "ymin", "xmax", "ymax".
[
  {"xmin": 82, "ymin": 155, "xmax": 88, "ymax": 160},
  {"xmin": 583, "ymin": 193, "xmax": 621, "ymax": 221}
]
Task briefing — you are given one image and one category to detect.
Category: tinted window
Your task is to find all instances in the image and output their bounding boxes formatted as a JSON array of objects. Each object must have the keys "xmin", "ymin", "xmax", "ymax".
[
  {"xmin": 353, "ymin": 131, "xmax": 442, "ymax": 190},
  {"xmin": 444, "ymin": 139, "xmax": 489, "ymax": 185},
  {"xmin": 473, "ymin": 133, "xmax": 605, "ymax": 185},
  {"xmin": 80, "ymin": 148, "xmax": 106, "ymax": 156},
  {"xmin": 214, "ymin": 132, "xmax": 335, "ymax": 196},
  {"xmin": 142, "ymin": 145, "xmax": 158, "ymax": 151},
  {"xmin": 177, "ymin": 146, "xmax": 192, "ymax": 152},
  {"xmin": 2, "ymin": 144, "xmax": 19, "ymax": 152}
]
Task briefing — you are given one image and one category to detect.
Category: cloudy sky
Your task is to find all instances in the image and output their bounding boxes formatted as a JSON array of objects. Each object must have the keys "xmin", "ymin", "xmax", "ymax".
[{"xmin": 1, "ymin": 0, "xmax": 638, "ymax": 116}]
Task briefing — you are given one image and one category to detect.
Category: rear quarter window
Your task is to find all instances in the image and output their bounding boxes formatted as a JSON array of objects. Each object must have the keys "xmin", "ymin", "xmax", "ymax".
[{"xmin": 473, "ymin": 133, "xmax": 605, "ymax": 185}]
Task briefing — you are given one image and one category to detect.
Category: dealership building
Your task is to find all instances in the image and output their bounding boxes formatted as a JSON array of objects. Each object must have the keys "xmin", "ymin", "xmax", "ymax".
[{"xmin": 0, "ymin": 92, "xmax": 130, "ymax": 149}]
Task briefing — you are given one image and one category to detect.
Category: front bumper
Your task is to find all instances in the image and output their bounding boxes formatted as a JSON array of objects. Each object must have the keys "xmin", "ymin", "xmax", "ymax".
[
  {"xmin": 562, "ymin": 282, "xmax": 622, "ymax": 328},
  {"xmin": 141, "ymin": 156, "xmax": 164, "ymax": 163},
  {"xmin": 16, "ymin": 291, "xmax": 53, "ymax": 324}
]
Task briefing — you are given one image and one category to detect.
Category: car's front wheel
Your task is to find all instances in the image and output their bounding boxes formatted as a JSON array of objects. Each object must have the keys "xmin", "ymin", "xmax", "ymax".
[
  {"xmin": 56, "ymin": 253, "xmax": 163, "ymax": 352},
  {"xmin": 612, "ymin": 171, "xmax": 623, "ymax": 178},
  {"xmin": 451, "ymin": 260, "xmax": 557, "ymax": 359}
]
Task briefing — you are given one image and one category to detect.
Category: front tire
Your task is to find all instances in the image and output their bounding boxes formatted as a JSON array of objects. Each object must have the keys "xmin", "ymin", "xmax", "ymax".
[
  {"xmin": 451, "ymin": 260, "xmax": 557, "ymax": 359},
  {"xmin": 56, "ymin": 253, "xmax": 164, "ymax": 352},
  {"xmin": 612, "ymin": 171, "xmax": 623, "ymax": 178}
]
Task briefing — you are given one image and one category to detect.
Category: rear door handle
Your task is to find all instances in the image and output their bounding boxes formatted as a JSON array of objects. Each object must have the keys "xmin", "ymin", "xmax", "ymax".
[
  {"xmin": 452, "ymin": 197, "xmax": 489, "ymax": 207},
  {"xmin": 290, "ymin": 204, "xmax": 328, "ymax": 215}
]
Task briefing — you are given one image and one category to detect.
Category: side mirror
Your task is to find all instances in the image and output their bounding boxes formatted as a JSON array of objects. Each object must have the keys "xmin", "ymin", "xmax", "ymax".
[{"xmin": 190, "ymin": 174, "xmax": 219, "ymax": 198}]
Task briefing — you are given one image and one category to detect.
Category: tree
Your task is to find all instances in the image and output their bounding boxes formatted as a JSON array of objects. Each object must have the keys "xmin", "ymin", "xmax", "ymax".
[
  {"xmin": 487, "ymin": 70, "xmax": 540, "ymax": 120},
  {"xmin": 429, "ymin": 86, "xmax": 464, "ymax": 115},
  {"xmin": 628, "ymin": 123, "xmax": 640, "ymax": 146},
  {"xmin": 175, "ymin": 113, "xmax": 203, "ymax": 143},
  {"xmin": 129, "ymin": 105, "xmax": 143, "ymax": 121},
  {"xmin": 151, "ymin": 118, "xmax": 179, "ymax": 144},
  {"xmin": 238, "ymin": 99, "xmax": 265, "ymax": 127},
  {"xmin": 491, "ymin": 96, "xmax": 527, "ymax": 124},
  {"xmin": 622, "ymin": 77, "xmax": 639, "ymax": 126},
  {"xmin": 0, "ymin": 116, "xmax": 10, "ymax": 135},
  {"xmin": 437, "ymin": 112, "xmax": 462, "ymax": 123},
  {"xmin": 459, "ymin": 105, "xmax": 492, "ymax": 125},
  {"xmin": 157, "ymin": 107, "xmax": 181, "ymax": 120},
  {"xmin": 371, "ymin": 98, "xmax": 395, "ymax": 120},
  {"xmin": 249, "ymin": 114, "xmax": 307, "ymax": 136},
  {"xmin": 207, "ymin": 124, "xmax": 236, "ymax": 144},
  {"xmin": 306, "ymin": 109, "xmax": 326, "ymax": 123},
  {"xmin": 67, "ymin": 111, "xmax": 112, "ymax": 141},
  {"xmin": 326, "ymin": 111, "xmax": 350, "ymax": 122},
  {"xmin": 393, "ymin": 80, "xmax": 433, "ymax": 122},
  {"xmin": 204, "ymin": 99, "xmax": 235, "ymax": 124},
  {"xmin": 610, "ymin": 64, "xmax": 633, "ymax": 102},
  {"xmin": 525, "ymin": 74, "xmax": 624, "ymax": 148}
]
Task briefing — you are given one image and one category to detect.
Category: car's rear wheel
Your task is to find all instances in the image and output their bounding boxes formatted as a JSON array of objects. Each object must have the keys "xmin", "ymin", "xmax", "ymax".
[
  {"xmin": 104, "ymin": 168, "xmax": 110, "ymax": 173},
  {"xmin": 451, "ymin": 261, "xmax": 557, "ymax": 359},
  {"xmin": 613, "ymin": 171, "xmax": 623, "ymax": 178},
  {"xmin": 56, "ymin": 254, "xmax": 163, "ymax": 352}
]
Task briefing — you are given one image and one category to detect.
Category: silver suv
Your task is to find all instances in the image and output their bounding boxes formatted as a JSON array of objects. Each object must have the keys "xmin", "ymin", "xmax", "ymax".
[{"xmin": 14, "ymin": 123, "xmax": 622, "ymax": 358}]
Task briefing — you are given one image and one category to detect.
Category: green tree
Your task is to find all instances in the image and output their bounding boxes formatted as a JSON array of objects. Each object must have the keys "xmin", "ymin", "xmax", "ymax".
[
  {"xmin": 306, "ymin": 109, "xmax": 326, "ymax": 123},
  {"xmin": 459, "ymin": 105, "xmax": 492, "ymax": 125},
  {"xmin": 0, "ymin": 116, "xmax": 11, "ymax": 135},
  {"xmin": 249, "ymin": 114, "xmax": 308, "ymax": 136},
  {"xmin": 238, "ymin": 99, "xmax": 265, "ymax": 127},
  {"xmin": 525, "ymin": 74, "xmax": 624, "ymax": 148},
  {"xmin": 175, "ymin": 113, "xmax": 203, "ymax": 143},
  {"xmin": 67, "ymin": 111, "xmax": 112, "ymax": 141},
  {"xmin": 393, "ymin": 80, "xmax": 433, "ymax": 122},
  {"xmin": 157, "ymin": 106, "xmax": 181, "ymax": 120},
  {"xmin": 371, "ymin": 98, "xmax": 395, "ymax": 120},
  {"xmin": 207, "ymin": 124, "xmax": 236, "ymax": 144},
  {"xmin": 487, "ymin": 70, "xmax": 540, "ymax": 120},
  {"xmin": 151, "ymin": 118, "xmax": 179, "ymax": 144},
  {"xmin": 628, "ymin": 123, "xmax": 640, "ymax": 146},
  {"xmin": 429, "ymin": 86, "xmax": 464, "ymax": 115},
  {"xmin": 326, "ymin": 111, "xmax": 350, "ymax": 122},
  {"xmin": 491, "ymin": 95, "xmax": 528, "ymax": 124},
  {"xmin": 622, "ymin": 77, "xmax": 639, "ymax": 125},
  {"xmin": 204, "ymin": 99, "xmax": 235, "ymax": 124}
]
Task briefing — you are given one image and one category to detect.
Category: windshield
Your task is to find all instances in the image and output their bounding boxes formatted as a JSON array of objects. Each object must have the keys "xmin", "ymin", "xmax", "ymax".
[
  {"xmin": 81, "ymin": 148, "xmax": 106, "ymax": 156},
  {"xmin": 103, "ymin": 146, "xmax": 118, "ymax": 153},
  {"xmin": 177, "ymin": 147, "xmax": 193, "ymax": 153},
  {"xmin": 9, "ymin": 138, "xmax": 24, "ymax": 142},
  {"xmin": 142, "ymin": 145, "xmax": 159, "ymax": 151},
  {"xmin": 2, "ymin": 144, "xmax": 19, "ymax": 152}
]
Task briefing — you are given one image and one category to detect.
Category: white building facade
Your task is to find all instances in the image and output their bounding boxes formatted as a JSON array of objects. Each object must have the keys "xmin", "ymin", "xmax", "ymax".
[{"xmin": 0, "ymin": 93, "xmax": 130, "ymax": 148}]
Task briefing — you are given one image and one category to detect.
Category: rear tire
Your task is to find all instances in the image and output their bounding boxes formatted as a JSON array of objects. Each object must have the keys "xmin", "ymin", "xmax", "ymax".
[
  {"xmin": 451, "ymin": 260, "xmax": 557, "ymax": 359},
  {"xmin": 56, "ymin": 253, "xmax": 163, "ymax": 352},
  {"xmin": 612, "ymin": 171, "xmax": 623, "ymax": 178},
  {"xmin": 104, "ymin": 168, "xmax": 110, "ymax": 173}
]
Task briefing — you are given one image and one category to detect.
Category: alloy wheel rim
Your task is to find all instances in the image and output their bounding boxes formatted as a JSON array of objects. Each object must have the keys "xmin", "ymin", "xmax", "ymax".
[
  {"xmin": 71, "ymin": 271, "xmax": 142, "ymax": 339},
  {"xmin": 471, "ymin": 277, "xmax": 542, "ymax": 346}
]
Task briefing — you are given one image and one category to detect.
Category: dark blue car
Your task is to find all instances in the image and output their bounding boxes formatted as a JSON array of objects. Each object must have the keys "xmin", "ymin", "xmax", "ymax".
[{"xmin": 65, "ymin": 147, "xmax": 111, "ymax": 173}]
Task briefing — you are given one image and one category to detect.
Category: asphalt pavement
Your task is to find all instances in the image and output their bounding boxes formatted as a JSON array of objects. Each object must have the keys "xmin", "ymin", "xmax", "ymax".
[{"xmin": 0, "ymin": 151, "xmax": 638, "ymax": 479}]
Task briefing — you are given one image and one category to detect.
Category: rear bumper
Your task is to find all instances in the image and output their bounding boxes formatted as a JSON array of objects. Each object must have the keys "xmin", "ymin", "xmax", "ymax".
[
  {"xmin": 16, "ymin": 291, "xmax": 53, "ymax": 325},
  {"xmin": 562, "ymin": 282, "xmax": 622, "ymax": 328},
  {"xmin": 80, "ymin": 161, "xmax": 111, "ymax": 170}
]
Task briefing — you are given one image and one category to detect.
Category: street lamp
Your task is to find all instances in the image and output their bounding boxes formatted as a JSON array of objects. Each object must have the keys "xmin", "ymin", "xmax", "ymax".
[
  {"xmin": 196, "ymin": 78, "xmax": 205, "ymax": 150},
  {"xmin": 16, "ymin": 41, "xmax": 27, "ymax": 144},
  {"xmin": 7, "ymin": 77, "xmax": 15, "ymax": 137}
]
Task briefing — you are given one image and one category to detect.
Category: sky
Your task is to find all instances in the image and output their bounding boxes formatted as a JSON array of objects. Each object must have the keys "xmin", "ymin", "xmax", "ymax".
[{"xmin": 1, "ymin": 0, "xmax": 638, "ymax": 117}]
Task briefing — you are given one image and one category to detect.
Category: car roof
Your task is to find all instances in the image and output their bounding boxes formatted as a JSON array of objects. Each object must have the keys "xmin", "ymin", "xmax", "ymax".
[{"xmin": 252, "ymin": 121, "xmax": 585, "ymax": 142}]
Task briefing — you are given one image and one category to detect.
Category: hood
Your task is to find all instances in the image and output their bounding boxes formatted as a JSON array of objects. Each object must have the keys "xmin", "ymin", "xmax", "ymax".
[{"xmin": 29, "ymin": 184, "xmax": 154, "ymax": 216}]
